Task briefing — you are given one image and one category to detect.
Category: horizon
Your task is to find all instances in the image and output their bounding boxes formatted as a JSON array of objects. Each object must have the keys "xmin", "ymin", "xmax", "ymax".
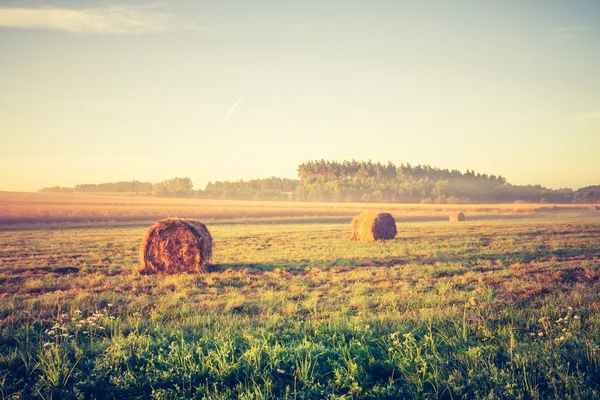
[
  {"xmin": 17, "ymin": 159, "xmax": 600, "ymax": 193},
  {"xmin": 1, "ymin": 1, "xmax": 600, "ymax": 192}
]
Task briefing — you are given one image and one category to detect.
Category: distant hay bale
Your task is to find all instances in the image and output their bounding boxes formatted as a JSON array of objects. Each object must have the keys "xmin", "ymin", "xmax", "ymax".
[
  {"xmin": 449, "ymin": 212, "xmax": 466, "ymax": 222},
  {"xmin": 139, "ymin": 218, "xmax": 212, "ymax": 274},
  {"xmin": 350, "ymin": 212, "xmax": 397, "ymax": 242}
]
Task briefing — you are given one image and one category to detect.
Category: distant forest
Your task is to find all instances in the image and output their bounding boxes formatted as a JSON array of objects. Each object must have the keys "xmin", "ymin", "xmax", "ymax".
[{"xmin": 39, "ymin": 160, "xmax": 600, "ymax": 204}]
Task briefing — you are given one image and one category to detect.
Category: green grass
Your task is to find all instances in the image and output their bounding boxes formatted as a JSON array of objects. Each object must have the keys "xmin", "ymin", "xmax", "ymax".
[{"xmin": 0, "ymin": 211, "xmax": 599, "ymax": 398}]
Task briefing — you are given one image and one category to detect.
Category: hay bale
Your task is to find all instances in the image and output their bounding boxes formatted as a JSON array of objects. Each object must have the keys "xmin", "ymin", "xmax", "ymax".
[
  {"xmin": 139, "ymin": 218, "xmax": 212, "ymax": 274},
  {"xmin": 350, "ymin": 212, "xmax": 397, "ymax": 242},
  {"xmin": 449, "ymin": 212, "xmax": 466, "ymax": 222}
]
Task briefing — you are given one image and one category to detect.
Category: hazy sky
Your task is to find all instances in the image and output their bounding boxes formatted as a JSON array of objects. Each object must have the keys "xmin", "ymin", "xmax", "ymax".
[{"xmin": 1, "ymin": 1, "xmax": 599, "ymax": 192}]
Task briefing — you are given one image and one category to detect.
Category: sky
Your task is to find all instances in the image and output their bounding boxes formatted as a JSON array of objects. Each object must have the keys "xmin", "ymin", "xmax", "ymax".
[{"xmin": 0, "ymin": 0, "xmax": 599, "ymax": 192}]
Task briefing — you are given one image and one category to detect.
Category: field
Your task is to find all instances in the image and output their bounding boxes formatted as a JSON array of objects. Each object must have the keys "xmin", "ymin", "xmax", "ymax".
[
  {"xmin": 1, "ymin": 193, "xmax": 600, "ymax": 399},
  {"xmin": 0, "ymin": 192, "xmax": 594, "ymax": 225}
]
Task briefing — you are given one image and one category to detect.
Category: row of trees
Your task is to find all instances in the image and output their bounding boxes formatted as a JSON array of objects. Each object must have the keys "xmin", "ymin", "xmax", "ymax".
[
  {"xmin": 294, "ymin": 160, "xmax": 578, "ymax": 203},
  {"xmin": 38, "ymin": 161, "xmax": 600, "ymax": 204},
  {"xmin": 298, "ymin": 160, "xmax": 507, "ymax": 183},
  {"xmin": 202, "ymin": 177, "xmax": 298, "ymax": 200},
  {"xmin": 40, "ymin": 178, "xmax": 193, "ymax": 197}
]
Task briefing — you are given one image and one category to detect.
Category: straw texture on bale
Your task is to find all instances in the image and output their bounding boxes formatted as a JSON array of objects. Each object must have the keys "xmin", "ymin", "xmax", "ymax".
[
  {"xmin": 350, "ymin": 212, "xmax": 397, "ymax": 242},
  {"xmin": 449, "ymin": 212, "xmax": 466, "ymax": 222},
  {"xmin": 139, "ymin": 218, "xmax": 212, "ymax": 274}
]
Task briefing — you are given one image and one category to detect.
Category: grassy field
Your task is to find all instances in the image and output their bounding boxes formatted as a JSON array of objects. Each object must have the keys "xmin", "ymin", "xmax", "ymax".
[{"xmin": 0, "ymin": 198, "xmax": 599, "ymax": 399}]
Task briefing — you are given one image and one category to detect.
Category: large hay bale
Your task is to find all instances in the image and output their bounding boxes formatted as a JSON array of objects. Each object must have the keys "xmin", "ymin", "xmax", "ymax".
[
  {"xmin": 449, "ymin": 212, "xmax": 466, "ymax": 222},
  {"xmin": 139, "ymin": 218, "xmax": 212, "ymax": 274},
  {"xmin": 350, "ymin": 212, "xmax": 397, "ymax": 242}
]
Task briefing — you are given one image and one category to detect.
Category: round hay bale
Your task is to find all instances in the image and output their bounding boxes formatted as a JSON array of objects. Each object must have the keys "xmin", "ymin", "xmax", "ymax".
[
  {"xmin": 350, "ymin": 212, "xmax": 397, "ymax": 242},
  {"xmin": 139, "ymin": 218, "xmax": 212, "ymax": 274},
  {"xmin": 449, "ymin": 212, "xmax": 466, "ymax": 222}
]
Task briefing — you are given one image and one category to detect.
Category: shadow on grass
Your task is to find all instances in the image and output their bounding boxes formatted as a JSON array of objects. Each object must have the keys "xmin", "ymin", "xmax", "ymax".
[
  {"xmin": 210, "ymin": 247, "xmax": 600, "ymax": 274},
  {"xmin": 398, "ymin": 227, "xmax": 599, "ymax": 241}
]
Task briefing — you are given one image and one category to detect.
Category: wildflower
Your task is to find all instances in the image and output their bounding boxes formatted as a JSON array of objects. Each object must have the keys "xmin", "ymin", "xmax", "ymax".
[
  {"xmin": 185, "ymin": 354, "xmax": 192, "ymax": 360},
  {"xmin": 559, "ymin": 336, "xmax": 565, "ymax": 341},
  {"xmin": 538, "ymin": 332, "xmax": 543, "ymax": 337},
  {"xmin": 568, "ymin": 306, "xmax": 573, "ymax": 310},
  {"xmin": 574, "ymin": 315, "xmax": 580, "ymax": 320},
  {"xmin": 107, "ymin": 303, "xmax": 113, "ymax": 307}
]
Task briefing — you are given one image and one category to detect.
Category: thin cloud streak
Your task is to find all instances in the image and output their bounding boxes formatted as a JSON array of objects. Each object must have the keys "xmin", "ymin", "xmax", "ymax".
[
  {"xmin": 553, "ymin": 26, "xmax": 593, "ymax": 39},
  {"xmin": 0, "ymin": 5, "xmax": 209, "ymax": 35},
  {"xmin": 573, "ymin": 110, "xmax": 600, "ymax": 122},
  {"xmin": 216, "ymin": 97, "xmax": 244, "ymax": 132}
]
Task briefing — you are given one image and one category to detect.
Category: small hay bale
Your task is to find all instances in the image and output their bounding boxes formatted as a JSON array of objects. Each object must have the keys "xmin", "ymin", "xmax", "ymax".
[
  {"xmin": 350, "ymin": 212, "xmax": 397, "ymax": 242},
  {"xmin": 139, "ymin": 218, "xmax": 212, "ymax": 274},
  {"xmin": 449, "ymin": 212, "xmax": 466, "ymax": 222}
]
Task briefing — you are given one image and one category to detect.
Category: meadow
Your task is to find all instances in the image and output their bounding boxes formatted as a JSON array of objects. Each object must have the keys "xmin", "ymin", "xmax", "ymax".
[{"xmin": 0, "ymin": 194, "xmax": 599, "ymax": 399}]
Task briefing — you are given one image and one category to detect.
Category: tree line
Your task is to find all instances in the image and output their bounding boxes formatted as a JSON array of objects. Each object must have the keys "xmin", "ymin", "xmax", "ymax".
[
  {"xmin": 39, "ymin": 160, "xmax": 600, "ymax": 204},
  {"xmin": 39, "ymin": 177, "xmax": 193, "ymax": 197},
  {"xmin": 293, "ymin": 160, "xmax": 576, "ymax": 204}
]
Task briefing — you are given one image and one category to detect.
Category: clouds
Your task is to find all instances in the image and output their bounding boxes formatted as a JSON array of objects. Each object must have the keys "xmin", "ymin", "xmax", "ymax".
[
  {"xmin": 572, "ymin": 110, "xmax": 600, "ymax": 122},
  {"xmin": 216, "ymin": 97, "xmax": 244, "ymax": 132},
  {"xmin": 553, "ymin": 26, "xmax": 594, "ymax": 39},
  {"xmin": 0, "ymin": 5, "xmax": 209, "ymax": 35}
]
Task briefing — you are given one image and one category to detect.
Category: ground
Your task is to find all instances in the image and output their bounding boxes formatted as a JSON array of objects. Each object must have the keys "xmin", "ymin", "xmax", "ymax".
[{"xmin": 0, "ymin": 194, "xmax": 599, "ymax": 399}]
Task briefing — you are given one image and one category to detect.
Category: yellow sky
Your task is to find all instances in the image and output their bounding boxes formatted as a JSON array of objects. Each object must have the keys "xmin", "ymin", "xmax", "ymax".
[{"xmin": 1, "ymin": 1, "xmax": 599, "ymax": 191}]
